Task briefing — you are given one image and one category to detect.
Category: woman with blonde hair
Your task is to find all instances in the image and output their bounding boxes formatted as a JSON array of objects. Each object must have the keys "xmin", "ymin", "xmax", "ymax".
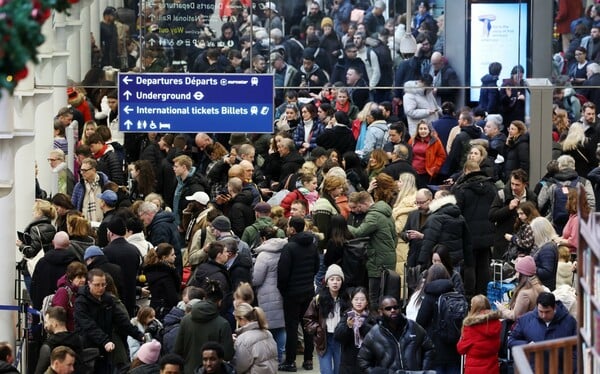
[
  {"xmin": 530, "ymin": 217, "xmax": 559, "ymax": 290},
  {"xmin": 232, "ymin": 303, "xmax": 278, "ymax": 373},
  {"xmin": 457, "ymin": 295, "xmax": 502, "ymax": 373},
  {"xmin": 552, "ymin": 108, "xmax": 570, "ymax": 141},
  {"xmin": 66, "ymin": 214, "xmax": 95, "ymax": 261},
  {"xmin": 352, "ymin": 101, "xmax": 378, "ymax": 149},
  {"xmin": 561, "ymin": 122, "xmax": 592, "ymax": 176},
  {"xmin": 392, "ymin": 173, "xmax": 418, "ymax": 276},
  {"xmin": 313, "ymin": 175, "xmax": 345, "ymax": 248},
  {"xmin": 78, "ymin": 120, "xmax": 98, "ymax": 147},
  {"xmin": 16, "ymin": 200, "xmax": 57, "ymax": 286}
]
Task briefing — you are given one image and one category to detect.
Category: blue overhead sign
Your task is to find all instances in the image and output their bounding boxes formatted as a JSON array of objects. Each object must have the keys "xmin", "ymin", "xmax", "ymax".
[{"xmin": 118, "ymin": 73, "xmax": 274, "ymax": 133}]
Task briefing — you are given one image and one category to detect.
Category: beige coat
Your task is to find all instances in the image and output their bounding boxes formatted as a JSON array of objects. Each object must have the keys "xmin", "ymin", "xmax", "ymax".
[
  {"xmin": 392, "ymin": 193, "xmax": 417, "ymax": 292},
  {"xmin": 233, "ymin": 321, "xmax": 278, "ymax": 374},
  {"xmin": 499, "ymin": 276, "xmax": 547, "ymax": 321}
]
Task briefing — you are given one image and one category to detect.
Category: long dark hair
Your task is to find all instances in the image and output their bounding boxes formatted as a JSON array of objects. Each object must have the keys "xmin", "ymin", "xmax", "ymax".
[
  {"xmin": 432, "ymin": 244, "xmax": 454, "ymax": 275},
  {"xmin": 317, "ymin": 282, "xmax": 349, "ymax": 319},
  {"xmin": 328, "ymin": 214, "xmax": 353, "ymax": 247}
]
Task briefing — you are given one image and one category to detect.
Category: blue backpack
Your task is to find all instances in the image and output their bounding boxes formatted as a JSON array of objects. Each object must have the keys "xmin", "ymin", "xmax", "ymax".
[{"xmin": 551, "ymin": 178, "xmax": 578, "ymax": 233}]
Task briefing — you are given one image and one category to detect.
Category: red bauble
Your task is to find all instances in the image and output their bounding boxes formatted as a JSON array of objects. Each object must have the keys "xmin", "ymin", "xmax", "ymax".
[{"xmin": 14, "ymin": 67, "xmax": 28, "ymax": 81}]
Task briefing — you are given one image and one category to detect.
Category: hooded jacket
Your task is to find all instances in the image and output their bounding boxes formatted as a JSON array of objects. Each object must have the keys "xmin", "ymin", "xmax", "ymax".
[
  {"xmin": 30, "ymin": 249, "xmax": 79, "ymax": 310},
  {"xmin": 348, "ymin": 201, "xmax": 398, "ymax": 277},
  {"xmin": 253, "ymin": 238, "xmax": 287, "ymax": 329},
  {"xmin": 147, "ymin": 211, "xmax": 182, "ymax": 250},
  {"xmin": 403, "ymin": 80, "xmax": 440, "ymax": 135},
  {"xmin": 357, "ymin": 317, "xmax": 435, "ymax": 372},
  {"xmin": 446, "ymin": 125, "xmax": 483, "ymax": 176},
  {"xmin": 174, "ymin": 300, "xmax": 233, "ymax": 374},
  {"xmin": 233, "ymin": 321, "xmax": 278, "ymax": 374},
  {"xmin": 419, "ymin": 195, "xmax": 473, "ymax": 267},
  {"xmin": 277, "ymin": 232, "xmax": 320, "ymax": 297},
  {"xmin": 456, "ymin": 310, "xmax": 502, "ymax": 373}
]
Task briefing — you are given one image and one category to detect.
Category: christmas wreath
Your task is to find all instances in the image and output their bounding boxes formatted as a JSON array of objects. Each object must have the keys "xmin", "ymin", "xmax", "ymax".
[{"xmin": 0, "ymin": 0, "xmax": 78, "ymax": 95}]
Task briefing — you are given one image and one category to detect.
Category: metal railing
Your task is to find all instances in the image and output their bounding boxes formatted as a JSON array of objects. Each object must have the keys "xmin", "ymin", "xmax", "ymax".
[{"xmin": 511, "ymin": 336, "xmax": 577, "ymax": 374}]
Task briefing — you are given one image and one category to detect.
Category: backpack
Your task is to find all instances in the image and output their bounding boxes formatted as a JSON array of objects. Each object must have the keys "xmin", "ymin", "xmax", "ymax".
[
  {"xmin": 434, "ymin": 291, "xmax": 468, "ymax": 343},
  {"xmin": 41, "ymin": 286, "xmax": 73, "ymax": 316},
  {"xmin": 341, "ymin": 237, "xmax": 369, "ymax": 287},
  {"xmin": 551, "ymin": 178, "xmax": 578, "ymax": 233}
]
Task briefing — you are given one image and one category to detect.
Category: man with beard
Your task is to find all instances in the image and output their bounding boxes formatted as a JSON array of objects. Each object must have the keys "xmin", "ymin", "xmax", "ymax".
[{"xmin": 357, "ymin": 296, "xmax": 434, "ymax": 371}]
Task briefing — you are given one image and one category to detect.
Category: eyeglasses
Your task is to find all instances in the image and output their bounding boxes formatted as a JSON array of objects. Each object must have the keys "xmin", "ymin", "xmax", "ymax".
[
  {"xmin": 80, "ymin": 168, "xmax": 93, "ymax": 172},
  {"xmin": 383, "ymin": 305, "xmax": 400, "ymax": 311},
  {"xmin": 415, "ymin": 199, "xmax": 430, "ymax": 205}
]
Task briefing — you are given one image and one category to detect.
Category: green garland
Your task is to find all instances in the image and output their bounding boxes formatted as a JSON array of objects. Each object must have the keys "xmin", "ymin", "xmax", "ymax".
[{"xmin": 0, "ymin": 0, "xmax": 79, "ymax": 95}]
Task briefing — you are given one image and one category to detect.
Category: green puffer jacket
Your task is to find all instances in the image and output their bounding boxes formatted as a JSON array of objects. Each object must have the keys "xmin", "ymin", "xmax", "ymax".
[{"xmin": 348, "ymin": 201, "xmax": 397, "ymax": 277}]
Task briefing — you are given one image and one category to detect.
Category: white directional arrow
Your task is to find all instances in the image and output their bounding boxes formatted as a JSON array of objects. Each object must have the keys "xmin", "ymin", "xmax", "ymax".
[
  {"xmin": 124, "ymin": 120, "xmax": 133, "ymax": 130},
  {"xmin": 123, "ymin": 105, "xmax": 133, "ymax": 114},
  {"xmin": 122, "ymin": 76, "xmax": 133, "ymax": 85},
  {"xmin": 123, "ymin": 90, "xmax": 132, "ymax": 100},
  {"xmin": 193, "ymin": 91, "xmax": 204, "ymax": 100}
]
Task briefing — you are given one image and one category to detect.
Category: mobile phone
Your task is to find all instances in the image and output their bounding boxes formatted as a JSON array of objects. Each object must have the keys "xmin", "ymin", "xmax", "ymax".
[{"xmin": 17, "ymin": 231, "xmax": 31, "ymax": 245}]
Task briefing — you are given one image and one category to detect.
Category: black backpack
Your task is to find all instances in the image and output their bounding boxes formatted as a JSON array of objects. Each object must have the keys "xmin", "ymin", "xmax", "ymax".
[
  {"xmin": 341, "ymin": 237, "xmax": 369, "ymax": 287},
  {"xmin": 434, "ymin": 291, "xmax": 468, "ymax": 343}
]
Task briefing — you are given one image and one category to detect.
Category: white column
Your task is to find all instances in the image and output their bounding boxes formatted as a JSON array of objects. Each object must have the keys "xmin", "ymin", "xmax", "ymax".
[
  {"xmin": 90, "ymin": 0, "xmax": 100, "ymax": 47},
  {"xmin": 79, "ymin": 0, "xmax": 92, "ymax": 76}
]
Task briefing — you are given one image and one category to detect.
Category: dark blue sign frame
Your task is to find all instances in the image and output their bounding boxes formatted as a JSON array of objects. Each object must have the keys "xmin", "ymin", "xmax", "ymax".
[{"xmin": 118, "ymin": 73, "xmax": 274, "ymax": 133}]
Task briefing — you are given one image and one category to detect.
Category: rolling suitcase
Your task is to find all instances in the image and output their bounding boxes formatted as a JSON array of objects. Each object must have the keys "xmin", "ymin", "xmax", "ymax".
[{"xmin": 487, "ymin": 260, "xmax": 515, "ymax": 310}]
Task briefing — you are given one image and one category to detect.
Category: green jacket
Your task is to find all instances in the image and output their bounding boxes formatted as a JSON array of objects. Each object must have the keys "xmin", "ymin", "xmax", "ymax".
[
  {"xmin": 348, "ymin": 201, "xmax": 397, "ymax": 277},
  {"xmin": 174, "ymin": 301, "xmax": 234, "ymax": 374},
  {"xmin": 241, "ymin": 216, "xmax": 285, "ymax": 248}
]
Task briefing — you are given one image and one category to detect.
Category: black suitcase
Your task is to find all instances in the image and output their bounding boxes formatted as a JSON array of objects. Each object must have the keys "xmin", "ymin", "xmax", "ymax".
[{"xmin": 379, "ymin": 268, "xmax": 401, "ymax": 305}]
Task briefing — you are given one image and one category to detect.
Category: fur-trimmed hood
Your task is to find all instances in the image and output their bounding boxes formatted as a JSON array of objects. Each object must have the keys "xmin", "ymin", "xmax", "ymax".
[
  {"xmin": 428, "ymin": 194, "xmax": 457, "ymax": 213},
  {"xmin": 462, "ymin": 309, "xmax": 502, "ymax": 327}
]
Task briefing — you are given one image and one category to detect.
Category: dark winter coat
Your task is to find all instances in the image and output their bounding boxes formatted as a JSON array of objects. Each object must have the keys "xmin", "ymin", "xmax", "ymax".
[
  {"xmin": 382, "ymin": 159, "xmax": 417, "ymax": 181},
  {"xmin": 277, "ymin": 232, "xmax": 320, "ymax": 298},
  {"xmin": 419, "ymin": 195, "xmax": 473, "ymax": 267},
  {"xmin": 500, "ymin": 79, "xmax": 526, "ymax": 128},
  {"xmin": 357, "ymin": 317, "xmax": 435, "ymax": 372},
  {"xmin": 191, "ymin": 259, "xmax": 232, "ymax": 300},
  {"xmin": 103, "ymin": 238, "xmax": 141, "ymax": 316},
  {"xmin": 508, "ymin": 301, "xmax": 576, "ymax": 371},
  {"xmin": 74, "ymin": 286, "xmax": 143, "ymax": 352},
  {"xmin": 504, "ymin": 133, "xmax": 530, "ymax": 179},
  {"xmin": 129, "ymin": 364, "xmax": 160, "ymax": 374},
  {"xmin": 228, "ymin": 251, "xmax": 253, "ymax": 290},
  {"xmin": 226, "ymin": 190, "xmax": 256, "ymax": 237},
  {"xmin": 432, "ymin": 114, "xmax": 459, "ymax": 150},
  {"xmin": 0, "ymin": 362, "xmax": 19, "ymax": 373},
  {"xmin": 333, "ymin": 311, "xmax": 377, "ymax": 374},
  {"xmin": 278, "ymin": 151, "xmax": 305, "ymax": 190},
  {"xmin": 96, "ymin": 148, "xmax": 125, "ymax": 186},
  {"xmin": 144, "ymin": 262, "xmax": 181, "ymax": 318},
  {"xmin": 68, "ymin": 235, "xmax": 94, "ymax": 263},
  {"xmin": 174, "ymin": 301, "xmax": 234, "ymax": 374},
  {"xmin": 175, "ymin": 168, "xmax": 210, "ymax": 223},
  {"xmin": 534, "ymin": 242, "xmax": 559, "ymax": 291},
  {"xmin": 445, "ymin": 125, "xmax": 483, "ymax": 176},
  {"xmin": 316, "ymin": 125, "xmax": 357, "ymax": 157},
  {"xmin": 156, "ymin": 148, "xmax": 185, "ymax": 208},
  {"xmin": 147, "ymin": 211, "xmax": 182, "ymax": 250},
  {"xmin": 161, "ymin": 306, "xmax": 185, "ymax": 354},
  {"xmin": 19, "ymin": 217, "xmax": 56, "ymax": 259},
  {"xmin": 416, "ymin": 279, "xmax": 461, "ymax": 367},
  {"xmin": 34, "ymin": 331, "xmax": 84, "ymax": 374},
  {"xmin": 479, "ymin": 74, "xmax": 500, "ymax": 114},
  {"xmin": 71, "ymin": 171, "xmax": 110, "ymax": 212},
  {"xmin": 489, "ymin": 185, "xmax": 538, "ymax": 258},
  {"xmin": 456, "ymin": 310, "xmax": 502, "ymax": 373},
  {"xmin": 452, "ymin": 171, "xmax": 497, "ymax": 249},
  {"xmin": 31, "ymin": 249, "xmax": 79, "ymax": 310}
]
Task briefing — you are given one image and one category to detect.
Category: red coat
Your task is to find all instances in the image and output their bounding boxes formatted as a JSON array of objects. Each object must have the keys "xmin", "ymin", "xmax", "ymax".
[
  {"xmin": 456, "ymin": 310, "xmax": 502, "ymax": 374},
  {"xmin": 280, "ymin": 189, "xmax": 307, "ymax": 217},
  {"xmin": 408, "ymin": 135, "xmax": 446, "ymax": 178},
  {"xmin": 555, "ymin": 0, "xmax": 582, "ymax": 34}
]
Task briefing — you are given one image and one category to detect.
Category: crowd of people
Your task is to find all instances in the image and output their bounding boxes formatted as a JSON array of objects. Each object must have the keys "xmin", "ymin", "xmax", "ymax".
[{"xmin": 8, "ymin": 0, "xmax": 600, "ymax": 373}]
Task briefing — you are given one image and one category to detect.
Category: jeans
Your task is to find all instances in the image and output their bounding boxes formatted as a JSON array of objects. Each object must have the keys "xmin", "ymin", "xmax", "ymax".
[
  {"xmin": 318, "ymin": 333, "xmax": 341, "ymax": 374},
  {"xmin": 270, "ymin": 327, "xmax": 286, "ymax": 363},
  {"xmin": 283, "ymin": 294, "xmax": 314, "ymax": 365}
]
